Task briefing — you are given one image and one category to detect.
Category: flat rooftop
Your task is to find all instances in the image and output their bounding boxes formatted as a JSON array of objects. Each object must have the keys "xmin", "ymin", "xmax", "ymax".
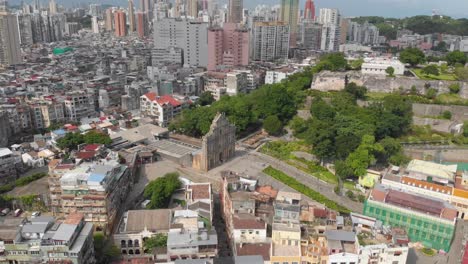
[
  {"xmin": 123, "ymin": 209, "xmax": 172, "ymax": 233},
  {"xmin": 147, "ymin": 140, "xmax": 198, "ymax": 158},
  {"xmin": 370, "ymin": 188, "xmax": 458, "ymax": 221}
]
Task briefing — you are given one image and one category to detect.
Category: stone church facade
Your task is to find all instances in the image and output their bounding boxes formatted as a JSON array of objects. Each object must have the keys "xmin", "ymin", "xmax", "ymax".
[{"xmin": 193, "ymin": 112, "xmax": 236, "ymax": 172}]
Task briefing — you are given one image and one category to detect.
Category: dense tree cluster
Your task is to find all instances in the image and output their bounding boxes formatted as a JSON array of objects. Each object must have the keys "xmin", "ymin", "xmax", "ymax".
[
  {"xmin": 170, "ymin": 53, "xmax": 351, "ymax": 138},
  {"xmin": 291, "ymin": 84, "xmax": 412, "ymax": 179},
  {"xmin": 144, "ymin": 172, "xmax": 181, "ymax": 209},
  {"xmin": 399, "ymin": 47, "xmax": 426, "ymax": 67},
  {"xmin": 352, "ymin": 16, "xmax": 468, "ymax": 37},
  {"xmin": 56, "ymin": 130, "xmax": 112, "ymax": 150}
]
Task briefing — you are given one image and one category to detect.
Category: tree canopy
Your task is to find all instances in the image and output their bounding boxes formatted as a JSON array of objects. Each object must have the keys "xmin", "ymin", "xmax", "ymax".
[
  {"xmin": 292, "ymin": 91, "xmax": 412, "ymax": 174},
  {"xmin": 421, "ymin": 64, "xmax": 440, "ymax": 76},
  {"xmin": 56, "ymin": 130, "xmax": 112, "ymax": 150},
  {"xmin": 144, "ymin": 172, "xmax": 181, "ymax": 209},
  {"xmin": 144, "ymin": 234, "xmax": 167, "ymax": 253},
  {"xmin": 399, "ymin": 47, "xmax": 425, "ymax": 67},
  {"xmin": 263, "ymin": 115, "xmax": 283, "ymax": 136},
  {"xmin": 446, "ymin": 51, "xmax": 467, "ymax": 66}
]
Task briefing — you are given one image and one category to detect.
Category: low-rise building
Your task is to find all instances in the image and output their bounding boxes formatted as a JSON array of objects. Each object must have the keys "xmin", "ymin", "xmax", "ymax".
[
  {"xmin": 361, "ymin": 57, "xmax": 405, "ymax": 76},
  {"xmin": 265, "ymin": 67, "xmax": 296, "ymax": 84},
  {"xmin": 0, "ymin": 148, "xmax": 21, "ymax": 184},
  {"xmin": 113, "ymin": 209, "xmax": 172, "ymax": 257},
  {"xmin": 186, "ymin": 183, "xmax": 213, "ymax": 222},
  {"xmin": 363, "ymin": 188, "xmax": 456, "ymax": 252},
  {"xmin": 140, "ymin": 92, "xmax": 189, "ymax": 127},
  {"xmin": 0, "ymin": 213, "xmax": 95, "ymax": 264},
  {"xmin": 167, "ymin": 228, "xmax": 218, "ymax": 261},
  {"xmin": 48, "ymin": 146, "xmax": 133, "ymax": 231},
  {"xmin": 270, "ymin": 222, "xmax": 302, "ymax": 264}
]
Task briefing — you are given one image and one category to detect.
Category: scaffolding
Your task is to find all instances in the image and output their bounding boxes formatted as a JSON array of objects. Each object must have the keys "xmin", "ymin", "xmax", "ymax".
[{"xmin": 363, "ymin": 200, "xmax": 455, "ymax": 251}]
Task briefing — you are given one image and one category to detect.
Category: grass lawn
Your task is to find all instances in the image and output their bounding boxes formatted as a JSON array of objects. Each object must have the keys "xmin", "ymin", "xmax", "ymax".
[
  {"xmin": 260, "ymin": 141, "xmax": 356, "ymax": 190},
  {"xmin": 435, "ymin": 93, "xmax": 468, "ymax": 105},
  {"xmin": 412, "ymin": 68, "xmax": 457, "ymax": 81},
  {"xmin": 263, "ymin": 166, "xmax": 351, "ymax": 214},
  {"xmin": 365, "ymin": 92, "xmax": 389, "ymax": 100}
]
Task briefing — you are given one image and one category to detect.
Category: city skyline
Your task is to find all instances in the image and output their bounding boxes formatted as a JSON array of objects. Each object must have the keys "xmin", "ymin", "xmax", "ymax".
[{"xmin": 7, "ymin": 0, "xmax": 468, "ymax": 18}]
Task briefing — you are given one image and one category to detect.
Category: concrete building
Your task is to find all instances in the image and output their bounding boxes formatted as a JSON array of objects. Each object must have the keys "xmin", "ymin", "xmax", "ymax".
[
  {"xmin": 265, "ymin": 67, "xmax": 296, "ymax": 84},
  {"xmin": 49, "ymin": 0, "xmax": 57, "ymax": 14},
  {"xmin": 105, "ymin": 8, "xmax": 113, "ymax": 31},
  {"xmin": 220, "ymin": 172, "xmax": 258, "ymax": 245},
  {"xmin": 363, "ymin": 188, "xmax": 457, "ymax": 251},
  {"xmin": 207, "ymin": 23, "xmax": 249, "ymax": 71},
  {"xmin": 270, "ymin": 222, "xmax": 302, "ymax": 264},
  {"xmin": 361, "ymin": 57, "xmax": 405, "ymax": 76},
  {"xmin": 17, "ymin": 14, "xmax": 34, "ymax": 45},
  {"xmin": 187, "ymin": 0, "xmax": 198, "ymax": 18},
  {"xmin": 128, "ymin": 0, "xmax": 135, "ymax": 33},
  {"xmin": 318, "ymin": 8, "xmax": 341, "ymax": 51},
  {"xmin": 167, "ymin": 228, "xmax": 218, "ymax": 261},
  {"xmin": 251, "ymin": 21, "xmax": 290, "ymax": 62},
  {"xmin": 280, "ymin": 0, "xmax": 299, "ymax": 48},
  {"xmin": 186, "ymin": 183, "xmax": 214, "ymax": 222},
  {"xmin": 92, "ymin": 16, "xmax": 99, "ymax": 33},
  {"xmin": 114, "ymin": 10, "xmax": 127, "ymax": 37},
  {"xmin": 232, "ymin": 215, "xmax": 267, "ymax": 244},
  {"xmin": 349, "ymin": 21, "xmax": 380, "ymax": 45},
  {"xmin": 152, "ymin": 46, "xmax": 183, "ymax": 66},
  {"xmin": 0, "ymin": 213, "xmax": 95, "ymax": 264},
  {"xmin": 0, "ymin": 12, "xmax": 22, "ymax": 66},
  {"xmin": 304, "ymin": 0, "xmax": 315, "ymax": 20},
  {"xmin": 192, "ymin": 113, "xmax": 236, "ymax": 172},
  {"xmin": 48, "ymin": 148, "xmax": 133, "ymax": 231},
  {"xmin": 359, "ymin": 244, "xmax": 409, "ymax": 264},
  {"xmin": 66, "ymin": 22, "xmax": 80, "ymax": 35},
  {"xmin": 228, "ymin": 0, "xmax": 243, "ymax": 23},
  {"xmin": 324, "ymin": 230, "xmax": 359, "ymax": 264},
  {"xmin": 153, "ymin": 18, "xmax": 209, "ymax": 67},
  {"xmin": 136, "ymin": 11, "xmax": 148, "ymax": 38},
  {"xmin": 0, "ymin": 148, "xmax": 20, "ymax": 184},
  {"xmin": 114, "ymin": 209, "xmax": 172, "ymax": 257},
  {"xmin": 64, "ymin": 91, "xmax": 96, "ymax": 123},
  {"xmin": 140, "ymin": 92, "xmax": 189, "ymax": 127},
  {"xmin": 0, "ymin": 112, "xmax": 10, "ymax": 147},
  {"xmin": 301, "ymin": 21, "xmax": 322, "ymax": 50},
  {"xmin": 225, "ymin": 71, "xmax": 249, "ymax": 95}
]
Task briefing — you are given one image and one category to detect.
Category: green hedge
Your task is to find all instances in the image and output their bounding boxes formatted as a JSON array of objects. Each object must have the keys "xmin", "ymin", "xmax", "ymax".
[
  {"xmin": 15, "ymin": 173, "xmax": 47, "ymax": 187},
  {"xmin": 0, "ymin": 173, "xmax": 48, "ymax": 195},
  {"xmin": 263, "ymin": 166, "xmax": 351, "ymax": 214}
]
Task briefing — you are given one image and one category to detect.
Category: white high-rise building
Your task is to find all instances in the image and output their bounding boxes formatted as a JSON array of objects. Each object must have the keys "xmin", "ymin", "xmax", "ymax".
[
  {"xmin": 153, "ymin": 18, "xmax": 209, "ymax": 67},
  {"xmin": 92, "ymin": 16, "xmax": 99, "ymax": 33},
  {"xmin": 49, "ymin": 0, "xmax": 57, "ymax": 14},
  {"xmin": 318, "ymin": 8, "xmax": 340, "ymax": 25},
  {"xmin": 0, "ymin": 11, "xmax": 22, "ymax": 66},
  {"xmin": 318, "ymin": 8, "xmax": 341, "ymax": 51},
  {"xmin": 251, "ymin": 21, "xmax": 290, "ymax": 62}
]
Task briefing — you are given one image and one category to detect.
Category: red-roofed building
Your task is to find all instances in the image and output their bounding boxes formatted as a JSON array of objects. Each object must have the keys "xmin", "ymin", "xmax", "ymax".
[
  {"xmin": 463, "ymin": 242, "xmax": 468, "ymax": 264},
  {"xmin": 140, "ymin": 93, "xmax": 188, "ymax": 127}
]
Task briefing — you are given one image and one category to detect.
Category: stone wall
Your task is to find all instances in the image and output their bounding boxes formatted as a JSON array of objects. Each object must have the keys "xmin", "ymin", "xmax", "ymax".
[
  {"xmin": 311, "ymin": 71, "xmax": 468, "ymax": 99},
  {"xmin": 412, "ymin": 103, "xmax": 468, "ymax": 121}
]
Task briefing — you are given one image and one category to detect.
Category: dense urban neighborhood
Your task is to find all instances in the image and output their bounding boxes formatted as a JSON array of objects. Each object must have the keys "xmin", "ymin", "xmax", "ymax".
[{"xmin": 0, "ymin": 0, "xmax": 468, "ymax": 264}]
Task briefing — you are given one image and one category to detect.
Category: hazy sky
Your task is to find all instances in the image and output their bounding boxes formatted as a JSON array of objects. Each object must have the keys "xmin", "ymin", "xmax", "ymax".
[{"xmin": 10, "ymin": 0, "xmax": 468, "ymax": 18}]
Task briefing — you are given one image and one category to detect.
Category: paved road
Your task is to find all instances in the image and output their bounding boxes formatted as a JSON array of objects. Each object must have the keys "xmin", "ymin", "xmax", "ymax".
[{"xmin": 251, "ymin": 151, "xmax": 364, "ymax": 213}]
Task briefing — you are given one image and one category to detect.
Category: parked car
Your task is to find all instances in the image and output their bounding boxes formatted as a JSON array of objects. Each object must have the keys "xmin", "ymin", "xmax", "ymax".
[
  {"xmin": 31, "ymin": 211, "xmax": 41, "ymax": 217},
  {"xmin": 0, "ymin": 208, "xmax": 11, "ymax": 216},
  {"xmin": 14, "ymin": 209, "xmax": 22, "ymax": 217}
]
